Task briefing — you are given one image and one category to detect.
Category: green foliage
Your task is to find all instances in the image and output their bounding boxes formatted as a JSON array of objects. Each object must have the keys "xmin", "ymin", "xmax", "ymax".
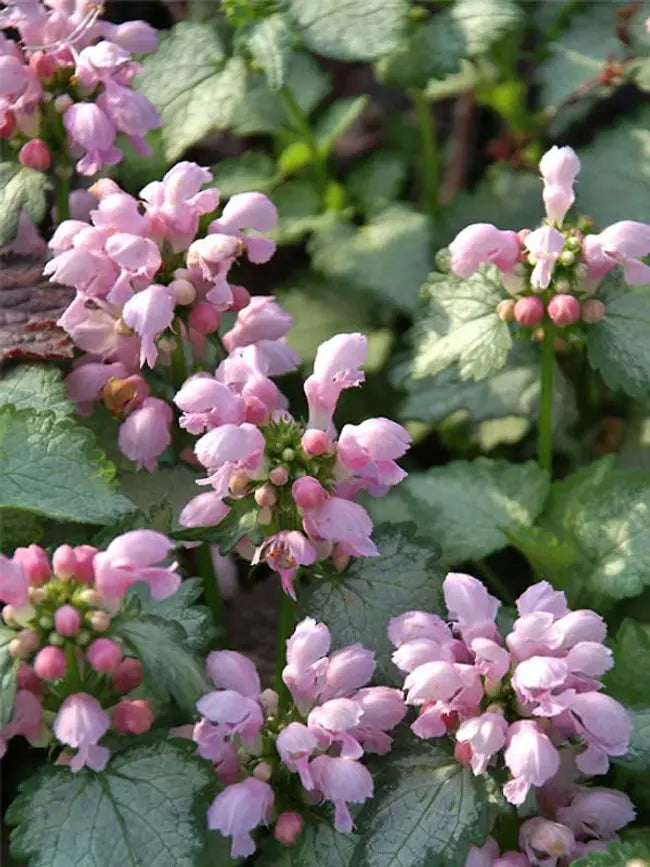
[
  {"xmin": 247, "ymin": 14, "xmax": 295, "ymax": 90},
  {"xmin": 315, "ymin": 96, "xmax": 368, "ymax": 158},
  {"xmin": 309, "ymin": 206, "xmax": 430, "ymax": 313},
  {"xmin": 448, "ymin": 0, "xmax": 522, "ymax": 58},
  {"xmin": 258, "ymin": 824, "xmax": 358, "ymax": 866},
  {"xmin": 587, "ymin": 274, "xmax": 650, "ymax": 397},
  {"xmin": 0, "ymin": 406, "xmax": 134, "ymax": 525},
  {"xmin": 571, "ymin": 835, "xmax": 650, "ymax": 867},
  {"xmin": 0, "ymin": 624, "xmax": 18, "ymax": 727},
  {"xmin": 346, "ymin": 152, "xmax": 407, "ymax": 216},
  {"xmin": 0, "ymin": 365, "xmax": 72, "ymax": 416},
  {"xmin": 137, "ymin": 23, "xmax": 246, "ymax": 160},
  {"xmin": 7, "ymin": 739, "xmax": 213, "ymax": 867},
  {"xmin": 612, "ymin": 709, "xmax": 650, "ymax": 774},
  {"xmin": 271, "ymin": 180, "xmax": 329, "ymax": 243},
  {"xmin": 118, "ymin": 465, "xmax": 201, "ymax": 530},
  {"xmin": 298, "ymin": 524, "xmax": 444, "ymax": 684},
  {"xmin": 376, "ymin": 16, "xmax": 463, "ymax": 89},
  {"xmin": 366, "ymin": 459, "xmax": 549, "ymax": 563},
  {"xmin": 410, "ymin": 259, "xmax": 511, "ymax": 381},
  {"xmin": 0, "ymin": 162, "xmax": 48, "ymax": 247},
  {"xmin": 173, "ymin": 495, "xmax": 263, "ymax": 553},
  {"xmin": 213, "ymin": 152, "xmax": 276, "ymax": 197}
]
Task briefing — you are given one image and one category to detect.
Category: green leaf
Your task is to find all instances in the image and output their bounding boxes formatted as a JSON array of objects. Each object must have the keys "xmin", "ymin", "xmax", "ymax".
[
  {"xmin": 212, "ymin": 152, "xmax": 276, "ymax": 198},
  {"xmin": 604, "ymin": 618, "xmax": 650, "ymax": 707},
  {"xmin": 0, "ymin": 508, "xmax": 44, "ymax": 552},
  {"xmin": 0, "ymin": 365, "xmax": 72, "ymax": 415},
  {"xmin": 571, "ymin": 835, "xmax": 650, "ymax": 867},
  {"xmin": 118, "ymin": 465, "xmax": 201, "ymax": 530},
  {"xmin": 612, "ymin": 708, "xmax": 650, "ymax": 774},
  {"xmin": 0, "ymin": 624, "xmax": 18, "ymax": 727},
  {"xmin": 316, "ymin": 96, "xmax": 368, "ymax": 157},
  {"xmin": 352, "ymin": 739, "xmax": 492, "ymax": 867},
  {"xmin": 248, "ymin": 14, "xmax": 294, "ymax": 90},
  {"xmin": 309, "ymin": 206, "xmax": 430, "ymax": 313},
  {"xmin": 376, "ymin": 15, "xmax": 464, "ymax": 89},
  {"xmin": 173, "ymin": 495, "xmax": 263, "ymax": 553},
  {"xmin": 411, "ymin": 260, "xmax": 512, "ymax": 381},
  {"xmin": 113, "ymin": 615, "xmax": 208, "ymax": 713},
  {"xmin": 127, "ymin": 578, "xmax": 218, "ymax": 656},
  {"xmin": 271, "ymin": 180, "xmax": 329, "ymax": 244},
  {"xmin": 137, "ymin": 23, "xmax": 246, "ymax": 160},
  {"xmin": 577, "ymin": 107, "xmax": 650, "ymax": 226},
  {"xmin": 346, "ymin": 152, "xmax": 407, "ymax": 216},
  {"xmin": 587, "ymin": 273, "xmax": 650, "ymax": 397},
  {"xmin": 288, "ymin": 0, "xmax": 408, "ymax": 62},
  {"xmin": 298, "ymin": 524, "xmax": 443, "ymax": 684},
  {"xmin": 7, "ymin": 739, "xmax": 213, "ymax": 867},
  {"xmin": 449, "ymin": 0, "xmax": 522, "ymax": 58},
  {"xmin": 258, "ymin": 823, "xmax": 358, "ymax": 866},
  {"xmin": 366, "ymin": 459, "xmax": 549, "ymax": 563},
  {"xmin": 0, "ymin": 406, "xmax": 134, "ymax": 525},
  {"xmin": 0, "ymin": 162, "xmax": 48, "ymax": 247},
  {"xmin": 503, "ymin": 524, "xmax": 583, "ymax": 590}
]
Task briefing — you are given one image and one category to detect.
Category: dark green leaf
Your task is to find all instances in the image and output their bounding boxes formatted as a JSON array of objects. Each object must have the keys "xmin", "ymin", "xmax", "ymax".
[
  {"xmin": 258, "ymin": 823, "xmax": 358, "ymax": 866},
  {"xmin": 248, "ymin": 14, "xmax": 294, "ymax": 90},
  {"xmin": 571, "ymin": 834, "xmax": 650, "ymax": 867},
  {"xmin": 503, "ymin": 524, "xmax": 583, "ymax": 591},
  {"xmin": 0, "ymin": 406, "xmax": 135, "ymax": 525},
  {"xmin": 119, "ymin": 465, "xmax": 201, "ymax": 530},
  {"xmin": 376, "ymin": 15, "xmax": 464, "ymax": 88},
  {"xmin": 7, "ymin": 739, "xmax": 213, "ymax": 867},
  {"xmin": 315, "ymin": 96, "xmax": 368, "ymax": 157},
  {"xmin": 611, "ymin": 709, "xmax": 650, "ymax": 774},
  {"xmin": 0, "ymin": 624, "xmax": 18, "ymax": 726},
  {"xmin": 0, "ymin": 365, "xmax": 72, "ymax": 415},
  {"xmin": 212, "ymin": 152, "xmax": 276, "ymax": 198},
  {"xmin": 0, "ymin": 508, "xmax": 44, "ymax": 552},
  {"xmin": 0, "ymin": 162, "xmax": 48, "ymax": 247},
  {"xmin": 270, "ymin": 180, "xmax": 328, "ymax": 244},
  {"xmin": 299, "ymin": 524, "xmax": 443, "ymax": 684},
  {"xmin": 346, "ymin": 152, "xmax": 407, "ymax": 216}
]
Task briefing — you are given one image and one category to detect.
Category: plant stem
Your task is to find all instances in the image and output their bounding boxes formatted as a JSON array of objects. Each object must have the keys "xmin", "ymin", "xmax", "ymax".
[
  {"xmin": 195, "ymin": 543, "xmax": 223, "ymax": 632},
  {"xmin": 54, "ymin": 172, "xmax": 70, "ymax": 223},
  {"xmin": 64, "ymin": 640, "xmax": 82, "ymax": 689},
  {"xmin": 411, "ymin": 89, "xmax": 438, "ymax": 216},
  {"xmin": 274, "ymin": 590, "xmax": 296, "ymax": 711},
  {"xmin": 280, "ymin": 86, "xmax": 329, "ymax": 198},
  {"xmin": 170, "ymin": 328, "xmax": 187, "ymax": 392},
  {"xmin": 538, "ymin": 323, "xmax": 555, "ymax": 474}
]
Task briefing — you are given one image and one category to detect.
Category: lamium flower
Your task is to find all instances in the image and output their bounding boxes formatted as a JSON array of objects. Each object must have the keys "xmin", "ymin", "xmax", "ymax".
[{"xmin": 53, "ymin": 693, "xmax": 110, "ymax": 772}]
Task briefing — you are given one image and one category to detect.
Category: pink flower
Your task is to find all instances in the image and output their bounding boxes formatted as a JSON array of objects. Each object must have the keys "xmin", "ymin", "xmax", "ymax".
[
  {"xmin": 186, "ymin": 233, "xmax": 240, "ymax": 290},
  {"xmin": 196, "ymin": 689, "xmax": 264, "ymax": 747},
  {"xmin": 206, "ymin": 650, "xmax": 261, "ymax": 698},
  {"xmin": 0, "ymin": 55, "xmax": 42, "ymax": 117},
  {"xmin": 12, "ymin": 544, "xmax": 50, "ymax": 586},
  {"xmin": 103, "ymin": 233, "xmax": 162, "ymax": 305},
  {"xmin": 304, "ymin": 333, "xmax": 367, "ymax": 431},
  {"xmin": 65, "ymin": 360, "xmax": 130, "ymax": 413},
  {"xmin": 539, "ymin": 146, "xmax": 580, "ymax": 224},
  {"xmin": 337, "ymin": 418, "xmax": 411, "ymax": 492},
  {"xmin": 465, "ymin": 838, "xmax": 500, "ymax": 867},
  {"xmin": 93, "ymin": 530, "xmax": 179, "ymax": 601},
  {"xmin": 282, "ymin": 617, "xmax": 331, "ymax": 713},
  {"xmin": 292, "ymin": 476, "xmax": 327, "ymax": 510},
  {"xmin": 471, "ymin": 637, "xmax": 511, "ymax": 683},
  {"xmin": 525, "ymin": 226, "xmax": 565, "ymax": 289},
  {"xmin": 309, "ymin": 755, "xmax": 373, "ymax": 832},
  {"xmin": 388, "ymin": 610, "xmax": 452, "ymax": 648},
  {"xmin": 276, "ymin": 722, "xmax": 318, "ymax": 789},
  {"xmin": 507, "ymin": 612, "xmax": 562, "ymax": 662},
  {"xmin": 97, "ymin": 80, "xmax": 160, "ymax": 155},
  {"xmin": 319, "ymin": 644, "xmax": 376, "ymax": 702},
  {"xmin": 1, "ymin": 690, "xmax": 43, "ymax": 745},
  {"xmin": 63, "ymin": 102, "xmax": 121, "ymax": 175},
  {"xmin": 207, "ymin": 777, "xmax": 274, "ymax": 858},
  {"xmin": 547, "ymin": 294, "xmax": 580, "ymax": 327},
  {"xmin": 194, "ymin": 423, "xmax": 266, "ymax": 496},
  {"xmin": 443, "ymin": 572, "xmax": 500, "ymax": 643},
  {"xmin": 404, "ymin": 660, "xmax": 464, "ymax": 705},
  {"xmin": 449, "ymin": 223, "xmax": 520, "ymax": 277},
  {"xmin": 556, "ymin": 787, "xmax": 635, "ymax": 840},
  {"xmin": 456, "ymin": 712, "xmax": 509, "ymax": 775},
  {"xmin": 179, "ymin": 492, "xmax": 230, "ymax": 528},
  {"xmin": 223, "ymin": 295, "xmax": 292, "ymax": 351},
  {"xmin": 307, "ymin": 697, "xmax": 364, "ymax": 759},
  {"xmin": 349, "ymin": 687, "xmax": 406, "ymax": 754},
  {"xmin": 18, "ymin": 138, "xmax": 50, "ymax": 170},
  {"xmin": 552, "ymin": 610, "xmax": 606, "ymax": 650},
  {"xmin": 53, "ymin": 693, "xmax": 110, "ymax": 772},
  {"xmin": 302, "ymin": 497, "xmax": 378, "ymax": 558},
  {"xmin": 174, "ymin": 375, "xmax": 245, "ymax": 434},
  {"xmin": 511, "ymin": 656, "xmax": 573, "ymax": 717},
  {"xmin": 503, "ymin": 720, "xmax": 560, "ymax": 805},
  {"xmin": 0, "ymin": 554, "xmax": 29, "ymax": 606},
  {"xmin": 252, "ymin": 531, "xmax": 317, "ymax": 599},
  {"xmin": 121, "ymin": 284, "xmax": 175, "ymax": 368},
  {"xmin": 118, "ymin": 397, "xmax": 172, "ymax": 471},
  {"xmin": 517, "ymin": 581, "xmax": 568, "ymax": 618},
  {"xmin": 208, "ymin": 191, "xmax": 278, "ymax": 264},
  {"xmin": 519, "ymin": 818, "xmax": 576, "ymax": 867},
  {"xmin": 566, "ymin": 692, "xmax": 632, "ymax": 774},
  {"xmin": 391, "ymin": 637, "xmax": 455, "ymax": 673},
  {"xmin": 583, "ymin": 221, "xmax": 650, "ymax": 285}
]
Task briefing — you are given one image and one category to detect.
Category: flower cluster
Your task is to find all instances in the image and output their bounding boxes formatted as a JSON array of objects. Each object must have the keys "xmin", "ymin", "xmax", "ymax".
[
  {"xmin": 449, "ymin": 145, "xmax": 650, "ymax": 330},
  {"xmin": 192, "ymin": 617, "xmax": 406, "ymax": 857},
  {"xmin": 0, "ymin": 0, "xmax": 159, "ymax": 176},
  {"xmin": 389, "ymin": 574, "xmax": 632, "ymax": 807},
  {"xmin": 0, "ymin": 530, "xmax": 179, "ymax": 767},
  {"xmin": 47, "ymin": 161, "xmax": 280, "ymax": 470},
  {"xmin": 178, "ymin": 331, "xmax": 412, "ymax": 597}
]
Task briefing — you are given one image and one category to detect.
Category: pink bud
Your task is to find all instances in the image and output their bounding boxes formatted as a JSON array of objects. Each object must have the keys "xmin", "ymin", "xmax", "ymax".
[
  {"xmin": 19, "ymin": 629, "xmax": 41, "ymax": 655},
  {"xmin": 547, "ymin": 294, "xmax": 580, "ymax": 327},
  {"xmin": 254, "ymin": 485, "xmax": 277, "ymax": 508},
  {"xmin": 34, "ymin": 646, "xmax": 66, "ymax": 680},
  {"xmin": 189, "ymin": 302, "xmax": 221, "ymax": 335},
  {"xmin": 274, "ymin": 812, "xmax": 304, "ymax": 847},
  {"xmin": 0, "ymin": 114, "xmax": 16, "ymax": 138},
  {"xmin": 514, "ymin": 296, "xmax": 544, "ymax": 327},
  {"xmin": 87, "ymin": 610, "xmax": 111, "ymax": 632},
  {"xmin": 301, "ymin": 429, "xmax": 332, "ymax": 456},
  {"xmin": 496, "ymin": 299, "xmax": 516, "ymax": 322},
  {"xmin": 72, "ymin": 545, "xmax": 99, "ymax": 584},
  {"xmin": 19, "ymin": 139, "xmax": 51, "ymax": 171},
  {"xmin": 269, "ymin": 466, "xmax": 289, "ymax": 486},
  {"xmin": 331, "ymin": 545, "xmax": 351, "ymax": 572},
  {"xmin": 581, "ymin": 299, "xmax": 606, "ymax": 324},
  {"xmin": 54, "ymin": 94, "xmax": 73, "ymax": 114},
  {"xmin": 29, "ymin": 52, "xmax": 57, "ymax": 79},
  {"xmin": 454, "ymin": 740, "xmax": 473, "ymax": 766},
  {"xmin": 112, "ymin": 699, "xmax": 154, "ymax": 735},
  {"xmin": 13, "ymin": 544, "xmax": 50, "ymax": 585},
  {"xmin": 54, "ymin": 605, "xmax": 81, "ymax": 637},
  {"xmin": 17, "ymin": 663, "xmax": 43, "ymax": 695},
  {"xmin": 86, "ymin": 638, "xmax": 123, "ymax": 673},
  {"xmin": 112, "ymin": 658, "xmax": 143, "ymax": 693},
  {"xmin": 292, "ymin": 476, "xmax": 327, "ymax": 510},
  {"xmin": 230, "ymin": 284, "xmax": 251, "ymax": 312},
  {"xmin": 168, "ymin": 278, "xmax": 196, "ymax": 306},
  {"xmin": 253, "ymin": 761, "xmax": 272, "ymax": 782},
  {"xmin": 52, "ymin": 544, "xmax": 77, "ymax": 579}
]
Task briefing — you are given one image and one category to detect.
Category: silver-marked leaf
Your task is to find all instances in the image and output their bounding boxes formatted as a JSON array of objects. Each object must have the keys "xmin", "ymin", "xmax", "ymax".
[
  {"xmin": 248, "ymin": 14, "xmax": 294, "ymax": 91},
  {"xmin": 258, "ymin": 823, "xmax": 358, "ymax": 866},
  {"xmin": 449, "ymin": 0, "xmax": 522, "ymax": 57},
  {"xmin": 0, "ymin": 162, "xmax": 48, "ymax": 247},
  {"xmin": 0, "ymin": 364, "xmax": 72, "ymax": 415},
  {"xmin": 315, "ymin": 96, "xmax": 368, "ymax": 157},
  {"xmin": 0, "ymin": 624, "xmax": 18, "ymax": 726}
]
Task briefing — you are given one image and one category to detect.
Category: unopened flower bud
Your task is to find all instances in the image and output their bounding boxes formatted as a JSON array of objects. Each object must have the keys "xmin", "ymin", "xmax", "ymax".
[
  {"xmin": 514, "ymin": 296, "xmax": 544, "ymax": 327},
  {"xmin": 548, "ymin": 294, "xmax": 580, "ymax": 327},
  {"xmin": 559, "ymin": 250, "xmax": 575, "ymax": 267},
  {"xmin": 28, "ymin": 587, "xmax": 47, "ymax": 605},
  {"xmin": 554, "ymin": 278, "xmax": 571, "ymax": 293},
  {"xmin": 19, "ymin": 139, "xmax": 51, "ymax": 171},
  {"xmin": 230, "ymin": 284, "xmax": 251, "ymax": 312},
  {"xmin": 269, "ymin": 466, "xmax": 289, "ymax": 486},
  {"xmin": 257, "ymin": 506, "xmax": 273, "ymax": 525},
  {"xmin": 112, "ymin": 699, "xmax": 154, "ymax": 735},
  {"xmin": 168, "ymin": 278, "xmax": 196, "ymax": 306},
  {"xmin": 20, "ymin": 628, "xmax": 41, "ymax": 655},
  {"xmin": 254, "ymin": 485, "xmax": 277, "ymax": 508},
  {"xmin": 2, "ymin": 605, "xmax": 17, "ymax": 627},
  {"xmin": 47, "ymin": 631, "xmax": 65, "ymax": 647},
  {"xmin": 454, "ymin": 740, "xmax": 473, "ymax": 766},
  {"xmin": 282, "ymin": 448, "xmax": 295, "ymax": 462},
  {"xmin": 259, "ymin": 688, "xmax": 279, "ymax": 716},
  {"xmin": 189, "ymin": 302, "xmax": 221, "ymax": 335},
  {"xmin": 253, "ymin": 761, "xmax": 272, "ymax": 782},
  {"xmin": 496, "ymin": 299, "xmax": 516, "ymax": 322},
  {"xmin": 575, "ymin": 263, "xmax": 589, "ymax": 281},
  {"xmin": 229, "ymin": 470, "xmax": 250, "ymax": 495},
  {"xmin": 274, "ymin": 812, "xmax": 304, "ymax": 847},
  {"xmin": 29, "ymin": 51, "xmax": 57, "ymax": 79},
  {"xmin": 38, "ymin": 614, "xmax": 54, "ymax": 631},
  {"xmin": 581, "ymin": 299, "xmax": 606, "ymax": 324},
  {"xmin": 34, "ymin": 645, "xmax": 66, "ymax": 680},
  {"xmin": 292, "ymin": 476, "xmax": 326, "ymax": 510},
  {"xmin": 78, "ymin": 588, "xmax": 101, "ymax": 607},
  {"xmin": 86, "ymin": 638, "xmax": 122, "ymax": 673},
  {"xmin": 87, "ymin": 610, "xmax": 111, "ymax": 632},
  {"xmin": 17, "ymin": 663, "xmax": 42, "ymax": 694},
  {"xmin": 14, "ymin": 544, "xmax": 50, "ymax": 585},
  {"xmin": 331, "ymin": 545, "xmax": 351, "ymax": 573},
  {"xmin": 54, "ymin": 605, "xmax": 81, "ymax": 636},
  {"xmin": 112, "ymin": 658, "xmax": 143, "ymax": 693},
  {"xmin": 52, "ymin": 544, "xmax": 76, "ymax": 579},
  {"xmin": 565, "ymin": 236, "xmax": 582, "ymax": 252},
  {"xmin": 9, "ymin": 638, "xmax": 23, "ymax": 659},
  {"xmin": 0, "ymin": 114, "xmax": 16, "ymax": 138},
  {"xmin": 301, "ymin": 429, "xmax": 331, "ymax": 456},
  {"xmin": 54, "ymin": 94, "xmax": 73, "ymax": 113}
]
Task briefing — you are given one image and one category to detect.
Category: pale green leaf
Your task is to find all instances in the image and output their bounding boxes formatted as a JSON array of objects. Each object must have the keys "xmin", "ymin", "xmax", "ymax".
[
  {"xmin": 212, "ymin": 152, "xmax": 276, "ymax": 198},
  {"xmin": 0, "ymin": 624, "xmax": 18, "ymax": 726},
  {"xmin": 346, "ymin": 152, "xmax": 407, "ymax": 216},
  {"xmin": 118, "ymin": 465, "xmax": 201, "ymax": 530},
  {"xmin": 449, "ymin": 0, "xmax": 522, "ymax": 58},
  {"xmin": 0, "ymin": 162, "xmax": 48, "ymax": 247},
  {"xmin": 0, "ymin": 364, "xmax": 72, "ymax": 415},
  {"xmin": 375, "ymin": 15, "xmax": 463, "ymax": 89},
  {"xmin": 269, "ymin": 180, "xmax": 329, "ymax": 243},
  {"xmin": 316, "ymin": 96, "xmax": 368, "ymax": 157},
  {"xmin": 248, "ymin": 14, "xmax": 294, "ymax": 90}
]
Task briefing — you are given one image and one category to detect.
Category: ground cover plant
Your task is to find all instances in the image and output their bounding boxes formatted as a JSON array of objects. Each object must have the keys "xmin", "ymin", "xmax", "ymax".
[{"xmin": 0, "ymin": 0, "xmax": 649, "ymax": 864}]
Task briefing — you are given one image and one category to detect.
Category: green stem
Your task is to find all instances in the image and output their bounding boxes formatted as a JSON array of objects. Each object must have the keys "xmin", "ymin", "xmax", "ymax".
[
  {"xmin": 411, "ymin": 89, "xmax": 438, "ymax": 216},
  {"xmin": 274, "ymin": 590, "xmax": 297, "ymax": 711},
  {"xmin": 170, "ymin": 328, "xmax": 187, "ymax": 391},
  {"xmin": 280, "ymin": 87, "xmax": 329, "ymax": 198},
  {"xmin": 54, "ymin": 172, "xmax": 70, "ymax": 223},
  {"xmin": 195, "ymin": 543, "xmax": 224, "ymax": 633},
  {"xmin": 538, "ymin": 323, "xmax": 555, "ymax": 474},
  {"xmin": 64, "ymin": 640, "xmax": 82, "ymax": 690}
]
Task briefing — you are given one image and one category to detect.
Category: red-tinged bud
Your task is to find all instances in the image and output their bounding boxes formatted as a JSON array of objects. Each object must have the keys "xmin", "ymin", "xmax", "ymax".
[
  {"xmin": 168, "ymin": 278, "xmax": 196, "ymax": 306},
  {"xmin": 581, "ymin": 299, "xmax": 606, "ymax": 324},
  {"xmin": 19, "ymin": 139, "xmax": 51, "ymax": 171},
  {"xmin": 52, "ymin": 544, "xmax": 76, "ymax": 579},
  {"xmin": 244, "ymin": 396, "xmax": 268, "ymax": 426},
  {"xmin": 13, "ymin": 544, "xmax": 50, "ymax": 585},
  {"xmin": 89, "ymin": 177, "xmax": 121, "ymax": 199},
  {"xmin": 269, "ymin": 466, "xmax": 289, "ymax": 486},
  {"xmin": 72, "ymin": 545, "xmax": 98, "ymax": 584},
  {"xmin": 274, "ymin": 812, "xmax": 305, "ymax": 847},
  {"xmin": 112, "ymin": 658, "xmax": 143, "ymax": 693},
  {"xmin": 257, "ymin": 506, "xmax": 273, "ymax": 525},
  {"xmin": 254, "ymin": 485, "xmax": 277, "ymax": 508},
  {"xmin": 189, "ymin": 302, "xmax": 221, "ymax": 335},
  {"xmin": 29, "ymin": 51, "xmax": 57, "ymax": 79},
  {"xmin": 301, "ymin": 429, "xmax": 331, "ymax": 456},
  {"xmin": 514, "ymin": 296, "xmax": 544, "ymax": 327},
  {"xmin": 19, "ymin": 628, "xmax": 41, "ymax": 655},
  {"xmin": 86, "ymin": 638, "xmax": 122, "ymax": 673},
  {"xmin": 517, "ymin": 229, "xmax": 530, "ymax": 244},
  {"xmin": 87, "ymin": 610, "xmax": 111, "ymax": 632},
  {"xmin": 17, "ymin": 663, "xmax": 43, "ymax": 694},
  {"xmin": 292, "ymin": 476, "xmax": 326, "ymax": 510},
  {"xmin": 0, "ymin": 114, "xmax": 15, "ymax": 138},
  {"xmin": 548, "ymin": 294, "xmax": 580, "ymax": 327},
  {"xmin": 454, "ymin": 740, "xmax": 473, "ymax": 766},
  {"xmin": 441, "ymin": 710, "xmax": 459, "ymax": 731},
  {"xmin": 331, "ymin": 545, "xmax": 351, "ymax": 573},
  {"xmin": 253, "ymin": 761, "xmax": 272, "ymax": 782},
  {"xmin": 54, "ymin": 605, "xmax": 81, "ymax": 636},
  {"xmin": 34, "ymin": 645, "xmax": 66, "ymax": 680},
  {"xmin": 112, "ymin": 699, "xmax": 154, "ymax": 735},
  {"xmin": 230, "ymin": 284, "xmax": 251, "ymax": 312},
  {"xmin": 496, "ymin": 299, "xmax": 516, "ymax": 322}
]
